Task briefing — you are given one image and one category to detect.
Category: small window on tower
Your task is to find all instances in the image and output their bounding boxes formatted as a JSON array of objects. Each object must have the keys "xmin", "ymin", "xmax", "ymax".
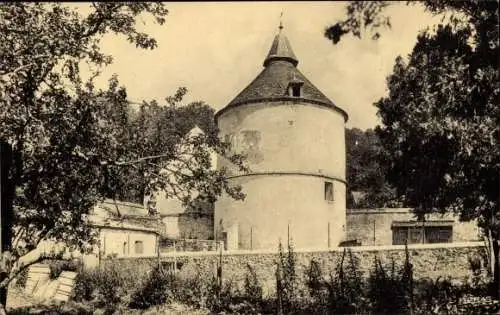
[
  {"xmin": 287, "ymin": 81, "xmax": 304, "ymax": 98},
  {"xmin": 324, "ymin": 181, "xmax": 334, "ymax": 201}
]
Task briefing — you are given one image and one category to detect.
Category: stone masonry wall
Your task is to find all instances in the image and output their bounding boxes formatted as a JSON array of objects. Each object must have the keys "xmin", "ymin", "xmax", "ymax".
[
  {"xmin": 100, "ymin": 243, "xmax": 486, "ymax": 296},
  {"xmin": 346, "ymin": 209, "xmax": 481, "ymax": 246}
]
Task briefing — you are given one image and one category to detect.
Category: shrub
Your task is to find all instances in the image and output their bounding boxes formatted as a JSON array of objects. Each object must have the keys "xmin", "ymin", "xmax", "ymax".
[
  {"xmin": 276, "ymin": 240, "xmax": 299, "ymax": 314},
  {"xmin": 305, "ymin": 258, "xmax": 329, "ymax": 313},
  {"xmin": 171, "ymin": 269, "xmax": 211, "ymax": 308},
  {"xmin": 305, "ymin": 248, "xmax": 366, "ymax": 314},
  {"xmin": 8, "ymin": 301, "xmax": 93, "ymax": 315},
  {"xmin": 464, "ymin": 253, "xmax": 491, "ymax": 296},
  {"xmin": 332, "ymin": 248, "xmax": 366, "ymax": 313},
  {"xmin": 94, "ymin": 265, "xmax": 129, "ymax": 311},
  {"xmin": 73, "ymin": 264, "xmax": 137, "ymax": 313},
  {"xmin": 413, "ymin": 277, "xmax": 463, "ymax": 315},
  {"xmin": 129, "ymin": 266, "xmax": 175, "ymax": 309},
  {"xmin": 73, "ymin": 268, "xmax": 99, "ymax": 302},
  {"xmin": 367, "ymin": 256, "xmax": 409, "ymax": 314},
  {"xmin": 243, "ymin": 263, "xmax": 263, "ymax": 305},
  {"xmin": 207, "ymin": 276, "xmax": 241, "ymax": 313},
  {"xmin": 48, "ymin": 259, "xmax": 83, "ymax": 279}
]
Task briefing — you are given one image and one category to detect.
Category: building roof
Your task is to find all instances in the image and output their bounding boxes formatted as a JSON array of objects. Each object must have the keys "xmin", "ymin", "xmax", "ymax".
[
  {"xmin": 216, "ymin": 26, "xmax": 348, "ymax": 121},
  {"xmin": 95, "ymin": 199, "xmax": 149, "ymax": 217},
  {"xmin": 90, "ymin": 199, "xmax": 163, "ymax": 233},
  {"xmin": 263, "ymin": 28, "xmax": 298, "ymax": 67}
]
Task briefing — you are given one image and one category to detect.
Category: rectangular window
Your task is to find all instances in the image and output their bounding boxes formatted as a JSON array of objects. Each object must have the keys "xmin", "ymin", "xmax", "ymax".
[
  {"xmin": 292, "ymin": 85, "xmax": 301, "ymax": 97},
  {"xmin": 392, "ymin": 228, "xmax": 408, "ymax": 245},
  {"xmin": 392, "ymin": 225, "xmax": 453, "ymax": 245},
  {"xmin": 134, "ymin": 240, "xmax": 144, "ymax": 254},
  {"xmin": 426, "ymin": 227, "xmax": 453, "ymax": 243},
  {"xmin": 324, "ymin": 181, "xmax": 334, "ymax": 201}
]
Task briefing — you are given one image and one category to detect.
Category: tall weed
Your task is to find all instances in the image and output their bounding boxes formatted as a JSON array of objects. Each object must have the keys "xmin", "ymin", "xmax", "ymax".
[{"xmin": 129, "ymin": 266, "xmax": 175, "ymax": 309}]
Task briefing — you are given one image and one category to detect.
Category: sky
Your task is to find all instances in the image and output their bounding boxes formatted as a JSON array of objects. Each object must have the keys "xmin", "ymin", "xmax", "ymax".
[{"xmin": 82, "ymin": 2, "xmax": 442, "ymax": 130}]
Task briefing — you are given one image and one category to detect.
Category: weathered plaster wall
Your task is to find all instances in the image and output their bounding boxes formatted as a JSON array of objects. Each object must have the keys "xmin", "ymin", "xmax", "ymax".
[
  {"xmin": 99, "ymin": 228, "xmax": 158, "ymax": 258},
  {"xmin": 217, "ymin": 101, "xmax": 346, "ymax": 179},
  {"xmin": 215, "ymin": 175, "xmax": 346, "ymax": 250},
  {"xmin": 346, "ymin": 209, "xmax": 481, "ymax": 246},
  {"xmin": 215, "ymin": 101, "xmax": 346, "ymax": 251}
]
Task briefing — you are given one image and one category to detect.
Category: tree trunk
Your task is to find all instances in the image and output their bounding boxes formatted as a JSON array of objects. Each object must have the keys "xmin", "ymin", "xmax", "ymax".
[
  {"xmin": 0, "ymin": 141, "xmax": 14, "ymax": 308},
  {"xmin": 492, "ymin": 237, "xmax": 499, "ymax": 300}
]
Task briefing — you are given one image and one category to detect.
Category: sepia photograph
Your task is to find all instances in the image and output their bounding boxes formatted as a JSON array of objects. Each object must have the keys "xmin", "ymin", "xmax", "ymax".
[{"xmin": 0, "ymin": 1, "xmax": 498, "ymax": 314}]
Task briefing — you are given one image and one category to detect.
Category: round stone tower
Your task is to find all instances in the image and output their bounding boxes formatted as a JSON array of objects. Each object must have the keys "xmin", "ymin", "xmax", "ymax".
[{"xmin": 215, "ymin": 25, "xmax": 348, "ymax": 251}]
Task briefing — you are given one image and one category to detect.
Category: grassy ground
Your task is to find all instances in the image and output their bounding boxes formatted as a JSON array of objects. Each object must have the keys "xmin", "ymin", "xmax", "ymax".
[{"xmin": 5, "ymin": 287, "xmax": 210, "ymax": 315}]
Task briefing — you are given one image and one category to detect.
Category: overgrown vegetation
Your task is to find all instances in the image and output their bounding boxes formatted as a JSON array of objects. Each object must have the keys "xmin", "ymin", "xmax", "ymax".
[
  {"xmin": 327, "ymin": 0, "xmax": 500, "ymax": 299},
  {"xmin": 129, "ymin": 266, "xmax": 174, "ymax": 309},
  {"xmin": 276, "ymin": 241, "xmax": 300, "ymax": 314},
  {"xmin": 73, "ymin": 264, "xmax": 140, "ymax": 314},
  {"xmin": 48, "ymin": 259, "xmax": 83, "ymax": 280},
  {"xmin": 62, "ymin": 245, "xmax": 499, "ymax": 314}
]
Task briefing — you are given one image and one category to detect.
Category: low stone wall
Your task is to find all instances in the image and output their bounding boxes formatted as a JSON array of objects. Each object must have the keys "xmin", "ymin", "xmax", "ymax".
[{"xmin": 100, "ymin": 242, "xmax": 486, "ymax": 295}]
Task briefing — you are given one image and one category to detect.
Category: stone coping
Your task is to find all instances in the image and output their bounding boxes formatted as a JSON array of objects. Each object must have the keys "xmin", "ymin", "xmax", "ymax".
[
  {"xmin": 107, "ymin": 242, "xmax": 485, "ymax": 260},
  {"xmin": 347, "ymin": 208, "xmax": 413, "ymax": 214}
]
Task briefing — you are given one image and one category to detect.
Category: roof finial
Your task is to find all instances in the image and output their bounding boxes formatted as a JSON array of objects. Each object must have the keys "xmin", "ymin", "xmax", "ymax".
[{"xmin": 279, "ymin": 11, "xmax": 284, "ymax": 32}]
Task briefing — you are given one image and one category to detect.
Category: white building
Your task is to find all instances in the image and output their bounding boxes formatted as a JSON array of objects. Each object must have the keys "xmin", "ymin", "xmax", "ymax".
[
  {"xmin": 214, "ymin": 25, "xmax": 348, "ymax": 251},
  {"xmin": 89, "ymin": 199, "xmax": 161, "ymax": 259}
]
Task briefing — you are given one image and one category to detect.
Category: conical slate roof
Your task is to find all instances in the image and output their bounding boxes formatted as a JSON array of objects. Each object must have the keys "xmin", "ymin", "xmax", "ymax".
[
  {"xmin": 263, "ymin": 30, "xmax": 298, "ymax": 67},
  {"xmin": 216, "ymin": 27, "xmax": 348, "ymax": 121}
]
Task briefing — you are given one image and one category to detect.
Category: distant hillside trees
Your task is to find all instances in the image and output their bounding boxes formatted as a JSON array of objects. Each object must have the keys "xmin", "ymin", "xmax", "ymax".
[{"xmin": 345, "ymin": 128, "xmax": 399, "ymax": 209}]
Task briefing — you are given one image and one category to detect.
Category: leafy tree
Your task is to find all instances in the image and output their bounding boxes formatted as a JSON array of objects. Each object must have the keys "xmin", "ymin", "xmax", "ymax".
[
  {"xmin": 0, "ymin": 3, "xmax": 245, "ymax": 312},
  {"xmin": 328, "ymin": 1, "xmax": 499, "ymax": 298},
  {"xmin": 345, "ymin": 128, "xmax": 399, "ymax": 208},
  {"xmin": 104, "ymin": 92, "xmax": 228, "ymax": 205}
]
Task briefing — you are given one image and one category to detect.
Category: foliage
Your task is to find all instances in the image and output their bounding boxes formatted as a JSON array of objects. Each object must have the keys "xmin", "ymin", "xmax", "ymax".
[
  {"xmin": 305, "ymin": 249, "xmax": 366, "ymax": 314},
  {"xmin": 206, "ymin": 276, "xmax": 240, "ymax": 313},
  {"xmin": 73, "ymin": 269, "xmax": 96, "ymax": 302},
  {"xmin": 109, "ymin": 95, "xmax": 246, "ymax": 205},
  {"xmin": 12, "ymin": 268, "xmax": 27, "ymax": 289},
  {"xmin": 73, "ymin": 264, "xmax": 140, "ymax": 313},
  {"xmin": 413, "ymin": 277, "xmax": 462, "ymax": 315},
  {"xmin": 8, "ymin": 300, "xmax": 94, "ymax": 315},
  {"xmin": 47, "ymin": 259, "xmax": 83, "ymax": 280},
  {"xmin": 169, "ymin": 270, "xmax": 208, "ymax": 308},
  {"xmin": 367, "ymin": 256, "xmax": 410, "ymax": 314},
  {"xmin": 0, "ymin": 4, "xmax": 246, "ymax": 310},
  {"xmin": 325, "ymin": 1, "xmax": 391, "ymax": 44},
  {"xmin": 276, "ymin": 240, "xmax": 299, "ymax": 314},
  {"xmin": 243, "ymin": 263, "xmax": 263, "ymax": 305},
  {"xmin": 346, "ymin": 127, "xmax": 399, "ymax": 208},
  {"xmin": 64, "ymin": 253, "xmax": 496, "ymax": 314},
  {"xmin": 330, "ymin": 0, "xmax": 499, "ymax": 298},
  {"xmin": 0, "ymin": 0, "xmax": 168, "ymax": 250},
  {"xmin": 129, "ymin": 266, "xmax": 175, "ymax": 310},
  {"xmin": 0, "ymin": 3, "xmax": 169, "ymax": 301}
]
